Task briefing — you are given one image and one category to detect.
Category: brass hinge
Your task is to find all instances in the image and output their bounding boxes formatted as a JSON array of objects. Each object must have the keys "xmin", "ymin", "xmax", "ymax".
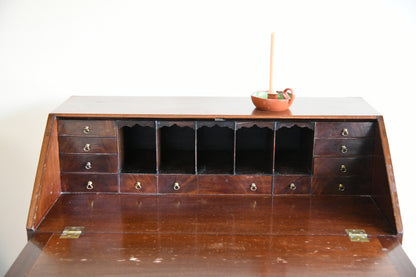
[
  {"xmin": 60, "ymin": 226, "xmax": 84, "ymax": 239},
  {"xmin": 345, "ymin": 229, "xmax": 369, "ymax": 242}
]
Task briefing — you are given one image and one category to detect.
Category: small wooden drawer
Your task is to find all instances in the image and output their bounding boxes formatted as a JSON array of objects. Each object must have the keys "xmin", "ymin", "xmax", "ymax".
[
  {"xmin": 61, "ymin": 173, "xmax": 118, "ymax": 192},
  {"xmin": 315, "ymin": 122, "xmax": 374, "ymax": 138},
  {"xmin": 198, "ymin": 175, "xmax": 272, "ymax": 194},
  {"xmin": 158, "ymin": 175, "xmax": 197, "ymax": 194},
  {"xmin": 314, "ymin": 157, "xmax": 371, "ymax": 176},
  {"xmin": 59, "ymin": 137, "xmax": 117, "ymax": 154},
  {"xmin": 60, "ymin": 154, "xmax": 118, "ymax": 173},
  {"xmin": 311, "ymin": 177, "xmax": 371, "ymax": 195},
  {"xmin": 120, "ymin": 174, "xmax": 157, "ymax": 193},
  {"xmin": 314, "ymin": 138, "xmax": 374, "ymax": 156},
  {"xmin": 58, "ymin": 120, "xmax": 116, "ymax": 137},
  {"xmin": 273, "ymin": 176, "xmax": 311, "ymax": 194}
]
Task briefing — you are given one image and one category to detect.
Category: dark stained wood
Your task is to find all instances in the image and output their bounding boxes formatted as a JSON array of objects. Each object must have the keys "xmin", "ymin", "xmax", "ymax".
[
  {"xmin": 53, "ymin": 96, "xmax": 380, "ymax": 119},
  {"xmin": 5, "ymin": 233, "xmax": 52, "ymax": 277},
  {"xmin": 314, "ymin": 157, "xmax": 371, "ymax": 176},
  {"xmin": 273, "ymin": 176, "xmax": 311, "ymax": 194},
  {"xmin": 120, "ymin": 174, "xmax": 157, "ymax": 193},
  {"xmin": 26, "ymin": 115, "xmax": 61, "ymax": 231},
  {"xmin": 158, "ymin": 175, "xmax": 198, "ymax": 194},
  {"xmin": 157, "ymin": 120, "xmax": 196, "ymax": 128},
  {"xmin": 277, "ymin": 121, "xmax": 315, "ymax": 130},
  {"xmin": 198, "ymin": 175, "xmax": 272, "ymax": 195},
  {"xmin": 378, "ymin": 236, "xmax": 416, "ymax": 276},
  {"xmin": 311, "ymin": 177, "xmax": 371, "ymax": 195},
  {"xmin": 236, "ymin": 121, "xmax": 274, "ymax": 129},
  {"xmin": 11, "ymin": 233, "xmax": 412, "ymax": 277},
  {"xmin": 314, "ymin": 138, "xmax": 374, "ymax": 156},
  {"xmin": 117, "ymin": 120, "xmax": 155, "ymax": 128},
  {"xmin": 61, "ymin": 173, "xmax": 118, "ymax": 192},
  {"xmin": 372, "ymin": 117, "xmax": 403, "ymax": 235},
  {"xmin": 58, "ymin": 137, "xmax": 117, "ymax": 154},
  {"xmin": 36, "ymin": 194, "xmax": 393, "ymax": 236},
  {"xmin": 315, "ymin": 121, "xmax": 375, "ymax": 138},
  {"xmin": 60, "ymin": 154, "xmax": 118, "ymax": 173},
  {"xmin": 58, "ymin": 119, "xmax": 116, "ymax": 136},
  {"xmin": 196, "ymin": 120, "xmax": 235, "ymax": 129}
]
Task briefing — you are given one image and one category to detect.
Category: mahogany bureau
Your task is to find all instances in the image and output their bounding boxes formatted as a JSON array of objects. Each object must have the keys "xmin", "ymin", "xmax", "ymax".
[{"xmin": 7, "ymin": 96, "xmax": 416, "ymax": 276}]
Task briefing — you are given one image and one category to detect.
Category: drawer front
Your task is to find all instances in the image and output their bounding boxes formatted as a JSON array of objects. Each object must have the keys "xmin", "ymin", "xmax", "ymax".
[
  {"xmin": 273, "ymin": 176, "xmax": 311, "ymax": 194},
  {"xmin": 314, "ymin": 138, "xmax": 374, "ymax": 156},
  {"xmin": 314, "ymin": 157, "xmax": 371, "ymax": 176},
  {"xmin": 59, "ymin": 137, "xmax": 117, "ymax": 154},
  {"xmin": 120, "ymin": 174, "xmax": 157, "ymax": 193},
  {"xmin": 158, "ymin": 175, "xmax": 197, "ymax": 194},
  {"xmin": 58, "ymin": 120, "xmax": 116, "ymax": 137},
  {"xmin": 60, "ymin": 154, "xmax": 118, "ymax": 173},
  {"xmin": 61, "ymin": 173, "xmax": 118, "ymax": 192},
  {"xmin": 198, "ymin": 175, "xmax": 272, "ymax": 194},
  {"xmin": 311, "ymin": 177, "xmax": 371, "ymax": 195},
  {"xmin": 315, "ymin": 122, "xmax": 374, "ymax": 138}
]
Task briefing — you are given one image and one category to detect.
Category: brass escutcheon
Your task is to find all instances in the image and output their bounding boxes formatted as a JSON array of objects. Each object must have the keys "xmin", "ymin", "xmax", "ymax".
[
  {"xmin": 85, "ymin": 161, "xmax": 92, "ymax": 170},
  {"xmin": 338, "ymin": 183, "xmax": 345, "ymax": 192},
  {"xmin": 289, "ymin": 183, "xmax": 297, "ymax": 191},
  {"xmin": 341, "ymin": 145, "xmax": 348, "ymax": 153},
  {"xmin": 135, "ymin": 182, "xmax": 142, "ymax": 190},
  {"xmin": 250, "ymin": 183, "xmax": 257, "ymax": 192},
  {"xmin": 173, "ymin": 182, "xmax": 181, "ymax": 191},
  {"xmin": 86, "ymin": 181, "xmax": 93, "ymax": 190},
  {"xmin": 83, "ymin": 126, "xmax": 90, "ymax": 134},
  {"xmin": 341, "ymin": 128, "xmax": 349, "ymax": 137},
  {"xmin": 340, "ymin": 164, "xmax": 347, "ymax": 173},
  {"xmin": 83, "ymin": 143, "xmax": 91, "ymax": 152}
]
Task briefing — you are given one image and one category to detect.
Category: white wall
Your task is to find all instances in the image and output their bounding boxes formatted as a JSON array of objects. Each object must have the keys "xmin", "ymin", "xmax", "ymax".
[{"xmin": 0, "ymin": 0, "xmax": 415, "ymax": 274}]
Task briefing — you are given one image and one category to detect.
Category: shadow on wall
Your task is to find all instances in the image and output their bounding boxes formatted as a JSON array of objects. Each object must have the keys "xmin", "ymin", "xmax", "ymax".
[{"xmin": 0, "ymin": 103, "xmax": 55, "ymax": 275}]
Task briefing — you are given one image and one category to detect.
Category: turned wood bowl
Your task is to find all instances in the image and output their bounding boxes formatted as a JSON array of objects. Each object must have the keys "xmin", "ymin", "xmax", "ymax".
[{"xmin": 251, "ymin": 88, "xmax": 295, "ymax": 111}]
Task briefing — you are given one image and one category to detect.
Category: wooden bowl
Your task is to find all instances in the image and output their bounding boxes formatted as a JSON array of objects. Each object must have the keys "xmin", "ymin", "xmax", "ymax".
[{"xmin": 251, "ymin": 89, "xmax": 295, "ymax": 111}]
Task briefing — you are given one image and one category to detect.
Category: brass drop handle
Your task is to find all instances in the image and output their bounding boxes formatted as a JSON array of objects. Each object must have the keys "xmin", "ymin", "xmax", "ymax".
[
  {"xmin": 341, "ymin": 145, "xmax": 348, "ymax": 154},
  {"xmin": 85, "ymin": 161, "xmax": 92, "ymax": 170},
  {"xmin": 86, "ymin": 181, "xmax": 93, "ymax": 190},
  {"xmin": 83, "ymin": 126, "xmax": 90, "ymax": 134},
  {"xmin": 250, "ymin": 183, "xmax": 257, "ymax": 192},
  {"xmin": 338, "ymin": 184, "xmax": 345, "ymax": 192},
  {"xmin": 173, "ymin": 182, "xmax": 181, "ymax": 191},
  {"xmin": 83, "ymin": 143, "xmax": 91, "ymax": 152},
  {"xmin": 135, "ymin": 182, "xmax": 142, "ymax": 190},
  {"xmin": 340, "ymin": 164, "xmax": 347, "ymax": 173},
  {"xmin": 289, "ymin": 183, "xmax": 297, "ymax": 191},
  {"xmin": 341, "ymin": 128, "xmax": 349, "ymax": 137}
]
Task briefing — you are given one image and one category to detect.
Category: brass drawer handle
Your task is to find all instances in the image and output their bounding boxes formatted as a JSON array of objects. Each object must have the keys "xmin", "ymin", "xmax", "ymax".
[
  {"xmin": 86, "ymin": 181, "xmax": 93, "ymax": 190},
  {"xmin": 85, "ymin": 161, "xmax": 92, "ymax": 170},
  {"xmin": 83, "ymin": 143, "xmax": 91, "ymax": 152},
  {"xmin": 338, "ymin": 184, "xmax": 345, "ymax": 192},
  {"xmin": 173, "ymin": 182, "xmax": 181, "ymax": 191},
  {"xmin": 341, "ymin": 145, "xmax": 348, "ymax": 153},
  {"xmin": 340, "ymin": 164, "xmax": 347, "ymax": 173},
  {"xmin": 289, "ymin": 183, "xmax": 296, "ymax": 191},
  {"xmin": 341, "ymin": 128, "xmax": 349, "ymax": 137},
  {"xmin": 83, "ymin": 126, "xmax": 90, "ymax": 134},
  {"xmin": 135, "ymin": 182, "xmax": 142, "ymax": 190},
  {"xmin": 250, "ymin": 183, "xmax": 257, "ymax": 192}
]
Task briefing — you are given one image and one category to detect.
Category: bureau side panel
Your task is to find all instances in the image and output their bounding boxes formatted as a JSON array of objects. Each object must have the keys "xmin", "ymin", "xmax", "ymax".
[
  {"xmin": 372, "ymin": 116, "xmax": 403, "ymax": 236},
  {"xmin": 26, "ymin": 114, "xmax": 61, "ymax": 234}
]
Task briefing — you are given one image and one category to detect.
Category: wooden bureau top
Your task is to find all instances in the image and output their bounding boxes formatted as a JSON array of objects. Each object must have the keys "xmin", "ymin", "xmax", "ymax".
[{"xmin": 53, "ymin": 96, "xmax": 380, "ymax": 119}]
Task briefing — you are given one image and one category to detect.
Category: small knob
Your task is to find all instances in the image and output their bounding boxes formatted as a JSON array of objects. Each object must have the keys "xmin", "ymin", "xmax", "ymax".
[
  {"xmin": 250, "ymin": 183, "xmax": 257, "ymax": 192},
  {"xmin": 135, "ymin": 182, "xmax": 142, "ymax": 190},
  {"xmin": 86, "ymin": 181, "xmax": 93, "ymax": 190},
  {"xmin": 341, "ymin": 145, "xmax": 348, "ymax": 154},
  {"xmin": 83, "ymin": 126, "xmax": 90, "ymax": 134},
  {"xmin": 289, "ymin": 183, "xmax": 297, "ymax": 191},
  {"xmin": 173, "ymin": 182, "xmax": 181, "ymax": 191},
  {"xmin": 340, "ymin": 164, "xmax": 347, "ymax": 173},
  {"xmin": 341, "ymin": 128, "xmax": 349, "ymax": 137},
  {"xmin": 83, "ymin": 143, "xmax": 91, "ymax": 152},
  {"xmin": 85, "ymin": 161, "xmax": 92, "ymax": 170},
  {"xmin": 338, "ymin": 184, "xmax": 345, "ymax": 192}
]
